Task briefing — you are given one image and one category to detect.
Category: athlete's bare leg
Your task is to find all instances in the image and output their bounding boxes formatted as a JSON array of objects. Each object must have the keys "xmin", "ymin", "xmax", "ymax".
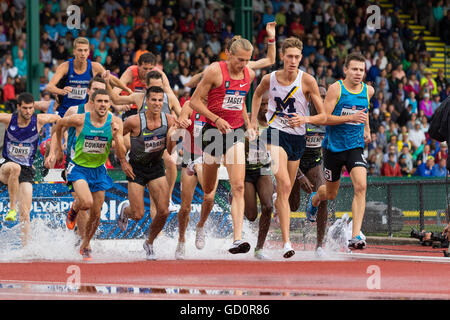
[
  {"xmin": 17, "ymin": 182, "xmax": 32, "ymax": 246},
  {"xmin": 0, "ymin": 162, "xmax": 21, "ymax": 212}
]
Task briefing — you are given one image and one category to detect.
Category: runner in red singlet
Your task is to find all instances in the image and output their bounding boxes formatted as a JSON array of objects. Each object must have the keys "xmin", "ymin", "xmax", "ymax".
[
  {"xmin": 116, "ymin": 52, "xmax": 181, "ymax": 121},
  {"xmin": 174, "ymin": 24, "xmax": 277, "ymax": 259},
  {"xmin": 189, "ymin": 36, "xmax": 257, "ymax": 255}
]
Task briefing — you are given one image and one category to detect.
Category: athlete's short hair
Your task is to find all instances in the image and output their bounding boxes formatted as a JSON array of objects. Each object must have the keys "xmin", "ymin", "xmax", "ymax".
[
  {"xmin": 146, "ymin": 70, "xmax": 163, "ymax": 85},
  {"xmin": 138, "ymin": 52, "xmax": 157, "ymax": 66},
  {"xmin": 228, "ymin": 35, "xmax": 253, "ymax": 55},
  {"xmin": 88, "ymin": 75, "xmax": 106, "ymax": 89},
  {"xmin": 91, "ymin": 89, "xmax": 110, "ymax": 102},
  {"xmin": 17, "ymin": 92, "xmax": 34, "ymax": 106},
  {"xmin": 281, "ymin": 37, "xmax": 303, "ymax": 54},
  {"xmin": 344, "ymin": 52, "xmax": 366, "ymax": 68},
  {"xmin": 146, "ymin": 86, "xmax": 164, "ymax": 97},
  {"xmin": 73, "ymin": 37, "xmax": 90, "ymax": 49}
]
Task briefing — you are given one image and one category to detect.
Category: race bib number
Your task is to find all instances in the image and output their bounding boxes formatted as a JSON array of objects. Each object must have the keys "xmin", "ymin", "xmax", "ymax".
[
  {"xmin": 340, "ymin": 105, "xmax": 365, "ymax": 125},
  {"xmin": 222, "ymin": 90, "xmax": 245, "ymax": 111},
  {"xmin": 193, "ymin": 120, "xmax": 205, "ymax": 138},
  {"xmin": 8, "ymin": 142, "xmax": 31, "ymax": 158},
  {"xmin": 305, "ymin": 134, "xmax": 324, "ymax": 148},
  {"xmin": 83, "ymin": 136, "xmax": 108, "ymax": 154},
  {"xmin": 277, "ymin": 113, "xmax": 293, "ymax": 128},
  {"xmin": 68, "ymin": 87, "xmax": 88, "ymax": 100},
  {"xmin": 144, "ymin": 135, "xmax": 165, "ymax": 153}
]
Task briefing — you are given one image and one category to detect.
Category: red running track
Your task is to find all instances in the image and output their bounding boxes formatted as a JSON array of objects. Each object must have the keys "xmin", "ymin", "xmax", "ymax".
[{"xmin": 0, "ymin": 254, "xmax": 449, "ymax": 300}]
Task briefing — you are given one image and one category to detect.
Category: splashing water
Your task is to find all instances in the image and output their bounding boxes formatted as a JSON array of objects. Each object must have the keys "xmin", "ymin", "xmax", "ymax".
[{"xmin": 325, "ymin": 213, "xmax": 352, "ymax": 253}]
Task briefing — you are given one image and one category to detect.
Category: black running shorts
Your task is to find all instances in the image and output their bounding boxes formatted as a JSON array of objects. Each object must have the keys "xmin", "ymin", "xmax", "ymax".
[{"xmin": 323, "ymin": 147, "xmax": 367, "ymax": 182}]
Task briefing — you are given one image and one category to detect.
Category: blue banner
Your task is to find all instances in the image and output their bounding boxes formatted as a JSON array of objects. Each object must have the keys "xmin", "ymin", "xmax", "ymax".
[{"xmin": 0, "ymin": 181, "xmax": 233, "ymax": 239}]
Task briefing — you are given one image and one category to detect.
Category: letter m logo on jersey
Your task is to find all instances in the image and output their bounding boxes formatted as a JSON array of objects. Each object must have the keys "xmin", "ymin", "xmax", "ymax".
[{"xmin": 274, "ymin": 86, "xmax": 299, "ymax": 114}]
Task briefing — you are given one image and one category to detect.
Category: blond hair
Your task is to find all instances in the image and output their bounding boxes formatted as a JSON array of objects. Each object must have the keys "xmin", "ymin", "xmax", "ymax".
[
  {"xmin": 281, "ymin": 37, "xmax": 303, "ymax": 54},
  {"xmin": 73, "ymin": 37, "xmax": 90, "ymax": 49},
  {"xmin": 228, "ymin": 35, "xmax": 253, "ymax": 55}
]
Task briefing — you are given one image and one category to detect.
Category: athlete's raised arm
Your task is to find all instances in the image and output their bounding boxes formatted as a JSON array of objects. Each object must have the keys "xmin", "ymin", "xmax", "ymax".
[{"xmin": 247, "ymin": 22, "xmax": 277, "ymax": 71}]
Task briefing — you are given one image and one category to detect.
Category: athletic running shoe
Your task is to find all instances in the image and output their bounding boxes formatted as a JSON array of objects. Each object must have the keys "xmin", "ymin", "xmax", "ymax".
[
  {"xmin": 195, "ymin": 227, "xmax": 205, "ymax": 250},
  {"xmin": 186, "ymin": 160, "xmax": 196, "ymax": 176},
  {"xmin": 348, "ymin": 235, "xmax": 367, "ymax": 250},
  {"xmin": 306, "ymin": 192, "xmax": 318, "ymax": 222},
  {"xmin": 254, "ymin": 249, "xmax": 270, "ymax": 260},
  {"xmin": 168, "ymin": 199, "xmax": 177, "ymax": 212},
  {"xmin": 282, "ymin": 242, "xmax": 295, "ymax": 258},
  {"xmin": 66, "ymin": 205, "xmax": 78, "ymax": 230},
  {"xmin": 4, "ymin": 209, "xmax": 17, "ymax": 222},
  {"xmin": 228, "ymin": 240, "xmax": 251, "ymax": 254},
  {"xmin": 143, "ymin": 241, "xmax": 156, "ymax": 260},
  {"xmin": 175, "ymin": 242, "xmax": 185, "ymax": 260},
  {"xmin": 117, "ymin": 200, "xmax": 130, "ymax": 231},
  {"xmin": 80, "ymin": 248, "xmax": 92, "ymax": 261}
]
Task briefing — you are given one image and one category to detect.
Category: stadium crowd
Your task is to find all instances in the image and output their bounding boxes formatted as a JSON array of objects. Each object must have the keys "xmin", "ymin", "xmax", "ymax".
[{"xmin": 0, "ymin": 0, "xmax": 448, "ymax": 177}]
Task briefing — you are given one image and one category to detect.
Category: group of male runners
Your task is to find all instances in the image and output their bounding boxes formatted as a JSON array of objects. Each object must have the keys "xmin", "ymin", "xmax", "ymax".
[{"xmin": 2, "ymin": 21, "xmax": 373, "ymax": 260}]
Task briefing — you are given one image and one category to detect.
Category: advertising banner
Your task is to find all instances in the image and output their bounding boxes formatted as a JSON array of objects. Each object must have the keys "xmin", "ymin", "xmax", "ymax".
[{"xmin": 0, "ymin": 181, "xmax": 233, "ymax": 239}]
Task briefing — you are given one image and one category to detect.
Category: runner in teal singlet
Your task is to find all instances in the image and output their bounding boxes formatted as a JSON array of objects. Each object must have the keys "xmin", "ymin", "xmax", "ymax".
[
  {"xmin": 306, "ymin": 52, "xmax": 374, "ymax": 250},
  {"xmin": 46, "ymin": 76, "xmax": 108, "ymax": 242},
  {"xmin": 47, "ymin": 89, "xmax": 127, "ymax": 261}
]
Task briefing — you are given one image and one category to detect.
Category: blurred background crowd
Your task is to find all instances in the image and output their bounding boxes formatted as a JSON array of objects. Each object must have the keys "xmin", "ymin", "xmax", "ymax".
[{"xmin": 0, "ymin": 0, "xmax": 448, "ymax": 176}]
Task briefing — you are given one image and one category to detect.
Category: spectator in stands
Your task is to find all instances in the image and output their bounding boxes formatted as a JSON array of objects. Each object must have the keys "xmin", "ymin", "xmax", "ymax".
[
  {"xmin": 409, "ymin": 120, "xmax": 427, "ymax": 152},
  {"xmin": 399, "ymin": 145, "xmax": 415, "ymax": 174},
  {"xmin": 381, "ymin": 152, "xmax": 402, "ymax": 177},
  {"xmin": 435, "ymin": 142, "xmax": 448, "ymax": 163},
  {"xmin": 397, "ymin": 132, "xmax": 412, "ymax": 153},
  {"xmin": 421, "ymin": 71, "xmax": 439, "ymax": 96},
  {"xmin": 432, "ymin": 157, "xmax": 448, "ymax": 177},
  {"xmin": 415, "ymin": 155, "xmax": 435, "ymax": 177},
  {"xmin": 431, "ymin": 94, "xmax": 442, "ymax": 113},
  {"xmin": 384, "ymin": 143, "xmax": 399, "ymax": 163},
  {"xmin": 404, "ymin": 91, "xmax": 418, "ymax": 114},
  {"xmin": 3, "ymin": 76, "xmax": 15, "ymax": 102},
  {"xmin": 420, "ymin": 93, "xmax": 434, "ymax": 120},
  {"xmin": 14, "ymin": 49, "xmax": 27, "ymax": 78},
  {"xmin": 416, "ymin": 143, "xmax": 433, "ymax": 166},
  {"xmin": 399, "ymin": 154, "xmax": 413, "ymax": 177}
]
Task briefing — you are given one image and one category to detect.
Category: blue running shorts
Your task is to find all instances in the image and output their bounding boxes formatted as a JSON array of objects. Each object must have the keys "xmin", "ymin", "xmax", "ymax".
[{"xmin": 66, "ymin": 162, "xmax": 113, "ymax": 192}]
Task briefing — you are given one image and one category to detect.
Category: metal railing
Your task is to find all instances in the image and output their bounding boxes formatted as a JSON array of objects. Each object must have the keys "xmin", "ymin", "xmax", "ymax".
[{"xmin": 335, "ymin": 178, "xmax": 450, "ymax": 236}]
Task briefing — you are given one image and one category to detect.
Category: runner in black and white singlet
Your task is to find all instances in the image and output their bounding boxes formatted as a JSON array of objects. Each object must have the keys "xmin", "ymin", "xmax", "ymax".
[
  {"xmin": 251, "ymin": 37, "xmax": 326, "ymax": 259},
  {"xmin": 115, "ymin": 86, "xmax": 178, "ymax": 261},
  {"xmin": 0, "ymin": 93, "xmax": 60, "ymax": 247}
]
